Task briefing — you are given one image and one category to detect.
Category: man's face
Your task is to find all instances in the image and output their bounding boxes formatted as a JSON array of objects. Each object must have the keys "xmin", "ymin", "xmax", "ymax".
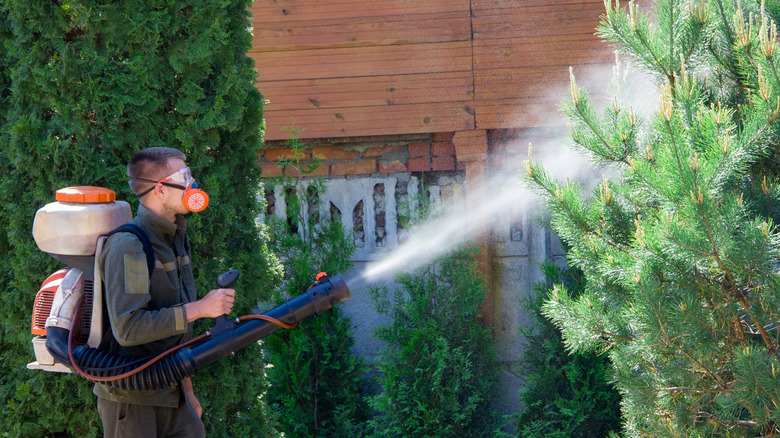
[{"xmin": 160, "ymin": 157, "xmax": 190, "ymax": 216}]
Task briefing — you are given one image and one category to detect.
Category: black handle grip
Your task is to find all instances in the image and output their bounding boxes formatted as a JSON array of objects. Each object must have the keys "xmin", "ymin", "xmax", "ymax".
[
  {"xmin": 215, "ymin": 270, "xmax": 240, "ymax": 324},
  {"xmin": 217, "ymin": 270, "xmax": 240, "ymax": 289}
]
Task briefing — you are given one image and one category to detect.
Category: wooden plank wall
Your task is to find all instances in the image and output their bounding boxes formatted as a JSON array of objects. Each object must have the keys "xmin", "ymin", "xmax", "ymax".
[
  {"xmin": 252, "ymin": 0, "xmax": 612, "ymax": 141},
  {"xmin": 472, "ymin": 0, "xmax": 613, "ymax": 129}
]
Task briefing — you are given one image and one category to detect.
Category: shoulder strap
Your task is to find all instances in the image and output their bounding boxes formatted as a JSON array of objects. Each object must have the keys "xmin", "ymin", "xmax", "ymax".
[{"xmin": 107, "ymin": 223, "xmax": 155, "ymax": 278}]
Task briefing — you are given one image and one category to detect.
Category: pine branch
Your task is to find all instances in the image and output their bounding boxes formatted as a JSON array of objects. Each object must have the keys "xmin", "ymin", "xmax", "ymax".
[{"xmin": 697, "ymin": 412, "xmax": 759, "ymax": 427}]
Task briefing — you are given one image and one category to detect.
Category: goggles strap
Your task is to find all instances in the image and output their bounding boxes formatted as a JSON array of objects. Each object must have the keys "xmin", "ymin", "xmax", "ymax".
[{"xmin": 130, "ymin": 178, "xmax": 187, "ymax": 197}]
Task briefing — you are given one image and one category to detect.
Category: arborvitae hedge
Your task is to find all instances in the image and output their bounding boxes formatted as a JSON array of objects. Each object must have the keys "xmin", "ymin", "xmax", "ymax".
[
  {"xmin": 516, "ymin": 261, "xmax": 621, "ymax": 438},
  {"xmin": 0, "ymin": 1, "xmax": 282, "ymax": 436},
  {"xmin": 368, "ymin": 248, "xmax": 503, "ymax": 437},
  {"xmin": 263, "ymin": 133, "xmax": 370, "ymax": 436}
]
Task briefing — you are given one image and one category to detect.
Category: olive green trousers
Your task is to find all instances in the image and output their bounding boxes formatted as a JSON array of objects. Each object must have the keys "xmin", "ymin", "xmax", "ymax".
[{"xmin": 97, "ymin": 396, "xmax": 205, "ymax": 438}]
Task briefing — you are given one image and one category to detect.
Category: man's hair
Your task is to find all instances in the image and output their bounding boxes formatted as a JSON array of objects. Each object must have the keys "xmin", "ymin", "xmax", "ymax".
[{"xmin": 127, "ymin": 147, "xmax": 187, "ymax": 196}]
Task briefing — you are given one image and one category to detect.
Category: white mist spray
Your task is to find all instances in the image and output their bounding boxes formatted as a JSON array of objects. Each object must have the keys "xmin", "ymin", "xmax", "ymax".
[
  {"xmin": 362, "ymin": 176, "xmax": 527, "ymax": 281},
  {"xmin": 361, "ymin": 155, "xmax": 595, "ymax": 282},
  {"xmin": 361, "ymin": 55, "xmax": 659, "ymax": 283}
]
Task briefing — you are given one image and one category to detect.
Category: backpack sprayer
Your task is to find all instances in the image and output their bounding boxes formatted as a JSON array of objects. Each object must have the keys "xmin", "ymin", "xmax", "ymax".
[{"xmin": 28, "ymin": 186, "xmax": 351, "ymax": 390}]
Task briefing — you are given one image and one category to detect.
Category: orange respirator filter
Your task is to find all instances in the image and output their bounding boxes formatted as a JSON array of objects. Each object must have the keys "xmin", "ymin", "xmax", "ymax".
[{"xmin": 183, "ymin": 188, "xmax": 209, "ymax": 212}]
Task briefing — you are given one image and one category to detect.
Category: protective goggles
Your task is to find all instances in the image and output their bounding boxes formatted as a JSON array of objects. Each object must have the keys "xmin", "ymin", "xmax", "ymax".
[{"xmin": 133, "ymin": 167, "xmax": 194, "ymax": 194}]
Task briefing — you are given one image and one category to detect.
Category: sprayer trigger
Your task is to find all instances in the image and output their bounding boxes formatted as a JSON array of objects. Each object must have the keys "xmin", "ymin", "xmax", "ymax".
[{"xmin": 216, "ymin": 270, "xmax": 240, "ymax": 289}]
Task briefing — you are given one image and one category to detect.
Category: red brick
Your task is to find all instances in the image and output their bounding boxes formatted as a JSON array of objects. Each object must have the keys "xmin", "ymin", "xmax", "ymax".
[
  {"xmin": 433, "ymin": 141, "xmax": 455, "ymax": 156},
  {"xmin": 361, "ymin": 144, "xmax": 405, "ymax": 158},
  {"xmin": 408, "ymin": 157, "xmax": 431, "ymax": 172},
  {"xmin": 312, "ymin": 146, "xmax": 356, "ymax": 160},
  {"xmin": 408, "ymin": 142, "xmax": 430, "ymax": 157},
  {"xmin": 331, "ymin": 160, "xmax": 377, "ymax": 176},
  {"xmin": 432, "ymin": 156, "xmax": 456, "ymax": 171},
  {"xmin": 285, "ymin": 163, "xmax": 330, "ymax": 178},
  {"xmin": 432, "ymin": 132, "xmax": 455, "ymax": 142},
  {"xmin": 260, "ymin": 163, "xmax": 284, "ymax": 178},
  {"xmin": 265, "ymin": 148, "xmax": 309, "ymax": 162},
  {"xmin": 379, "ymin": 159, "xmax": 407, "ymax": 173}
]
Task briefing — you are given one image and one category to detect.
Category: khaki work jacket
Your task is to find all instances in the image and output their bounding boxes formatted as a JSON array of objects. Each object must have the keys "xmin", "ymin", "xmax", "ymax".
[{"xmin": 93, "ymin": 203, "xmax": 197, "ymax": 407}]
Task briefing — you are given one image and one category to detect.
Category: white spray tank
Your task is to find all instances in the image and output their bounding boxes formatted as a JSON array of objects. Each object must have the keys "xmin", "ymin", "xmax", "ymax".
[{"xmin": 28, "ymin": 187, "xmax": 132, "ymax": 372}]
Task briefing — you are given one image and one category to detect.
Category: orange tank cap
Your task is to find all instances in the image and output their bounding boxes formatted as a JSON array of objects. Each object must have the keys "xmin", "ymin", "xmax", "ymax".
[{"xmin": 55, "ymin": 186, "xmax": 117, "ymax": 203}]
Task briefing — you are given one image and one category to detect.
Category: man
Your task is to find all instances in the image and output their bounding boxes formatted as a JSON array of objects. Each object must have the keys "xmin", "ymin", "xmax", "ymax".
[{"xmin": 95, "ymin": 147, "xmax": 235, "ymax": 437}]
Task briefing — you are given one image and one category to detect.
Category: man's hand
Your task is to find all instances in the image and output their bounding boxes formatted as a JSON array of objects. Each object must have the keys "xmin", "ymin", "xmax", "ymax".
[
  {"xmin": 183, "ymin": 377, "xmax": 203, "ymax": 418},
  {"xmin": 184, "ymin": 288, "xmax": 235, "ymax": 322}
]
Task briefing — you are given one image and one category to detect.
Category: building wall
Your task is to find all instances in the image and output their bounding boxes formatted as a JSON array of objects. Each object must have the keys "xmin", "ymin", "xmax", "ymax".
[
  {"xmin": 251, "ymin": 0, "xmax": 612, "ymax": 140},
  {"xmin": 253, "ymin": 0, "xmax": 610, "ymax": 414}
]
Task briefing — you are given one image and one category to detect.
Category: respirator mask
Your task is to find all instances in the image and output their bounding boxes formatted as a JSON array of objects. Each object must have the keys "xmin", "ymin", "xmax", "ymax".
[{"xmin": 133, "ymin": 166, "xmax": 210, "ymax": 213}]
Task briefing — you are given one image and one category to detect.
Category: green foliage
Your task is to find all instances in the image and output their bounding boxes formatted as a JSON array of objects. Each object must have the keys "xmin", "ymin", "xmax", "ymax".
[
  {"xmin": 264, "ymin": 126, "xmax": 370, "ymax": 437},
  {"xmin": 515, "ymin": 261, "xmax": 621, "ymax": 438},
  {"xmin": 525, "ymin": 1, "xmax": 780, "ymax": 436},
  {"xmin": 368, "ymin": 248, "xmax": 503, "ymax": 437},
  {"xmin": 0, "ymin": 1, "xmax": 281, "ymax": 436}
]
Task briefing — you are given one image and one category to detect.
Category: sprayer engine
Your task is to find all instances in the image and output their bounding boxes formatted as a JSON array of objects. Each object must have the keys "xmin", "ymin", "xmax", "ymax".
[{"xmin": 28, "ymin": 187, "xmax": 352, "ymax": 388}]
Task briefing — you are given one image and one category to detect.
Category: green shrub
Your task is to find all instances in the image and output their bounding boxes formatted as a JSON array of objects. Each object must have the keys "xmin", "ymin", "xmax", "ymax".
[
  {"xmin": 264, "ymin": 128, "xmax": 370, "ymax": 437},
  {"xmin": 0, "ymin": 1, "xmax": 281, "ymax": 436},
  {"xmin": 515, "ymin": 261, "xmax": 621, "ymax": 438},
  {"xmin": 368, "ymin": 248, "xmax": 503, "ymax": 437}
]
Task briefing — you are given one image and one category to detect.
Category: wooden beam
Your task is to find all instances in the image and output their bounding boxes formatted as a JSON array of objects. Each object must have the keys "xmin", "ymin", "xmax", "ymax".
[
  {"xmin": 474, "ymin": 35, "xmax": 611, "ymax": 71},
  {"xmin": 253, "ymin": 0, "xmax": 470, "ymax": 22},
  {"xmin": 251, "ymin": 41, "xmax": 472, "ymax": 81},
  {"xmin": 258, "ymin": 71, "xmax": 474, "ymax": 111},
  {"xmin": 453, "ymin": 130, "xmax": 488, "ymax": 162},
  {"xmin": 253, "ymin": 12, "xmax": 470, "ymax": 51},
  {"xmin": 474, "ymin": 63, "xmax": 615, "ymax": 101},
  {"xmin": 263, "ymin": 101, "xmax": 475, "ymax": 140},
  {"xmin": 472, "ymin": 0, "xmax": 605, "ymax": 11},
  {"xmin": 473, "ymin": 1, "xmax": 604, "ymax": 40},
  {"xmin": 474, "ymin": 98, "xmax": 572, "ymax": 130}
]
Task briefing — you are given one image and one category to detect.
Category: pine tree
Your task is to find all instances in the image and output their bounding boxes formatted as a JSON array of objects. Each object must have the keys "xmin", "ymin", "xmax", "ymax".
[
  {"xmin": 526, "ymin": 0, "xmax": 780, "ymax": 436},
  {"xmin": 0, "ymin": 1, "xmax": 280, "ymax": 436}
]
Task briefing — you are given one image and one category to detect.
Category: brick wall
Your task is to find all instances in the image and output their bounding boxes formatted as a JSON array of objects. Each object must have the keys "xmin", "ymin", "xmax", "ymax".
[{"xmin": 259, "ymin": 132, "xmax": 462, "ymax": 178}]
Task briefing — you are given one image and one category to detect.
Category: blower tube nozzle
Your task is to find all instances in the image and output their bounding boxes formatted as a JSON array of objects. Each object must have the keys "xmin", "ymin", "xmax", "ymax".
[{"xmin": 47, "ymin": 274, "xmax": 351, "ymax": 391}]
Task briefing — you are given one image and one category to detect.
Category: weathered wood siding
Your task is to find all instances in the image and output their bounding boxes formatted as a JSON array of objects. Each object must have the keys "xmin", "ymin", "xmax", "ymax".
[{"xmin": 252, "ymin": 0, "xmax": 611, "ymax": 141}]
